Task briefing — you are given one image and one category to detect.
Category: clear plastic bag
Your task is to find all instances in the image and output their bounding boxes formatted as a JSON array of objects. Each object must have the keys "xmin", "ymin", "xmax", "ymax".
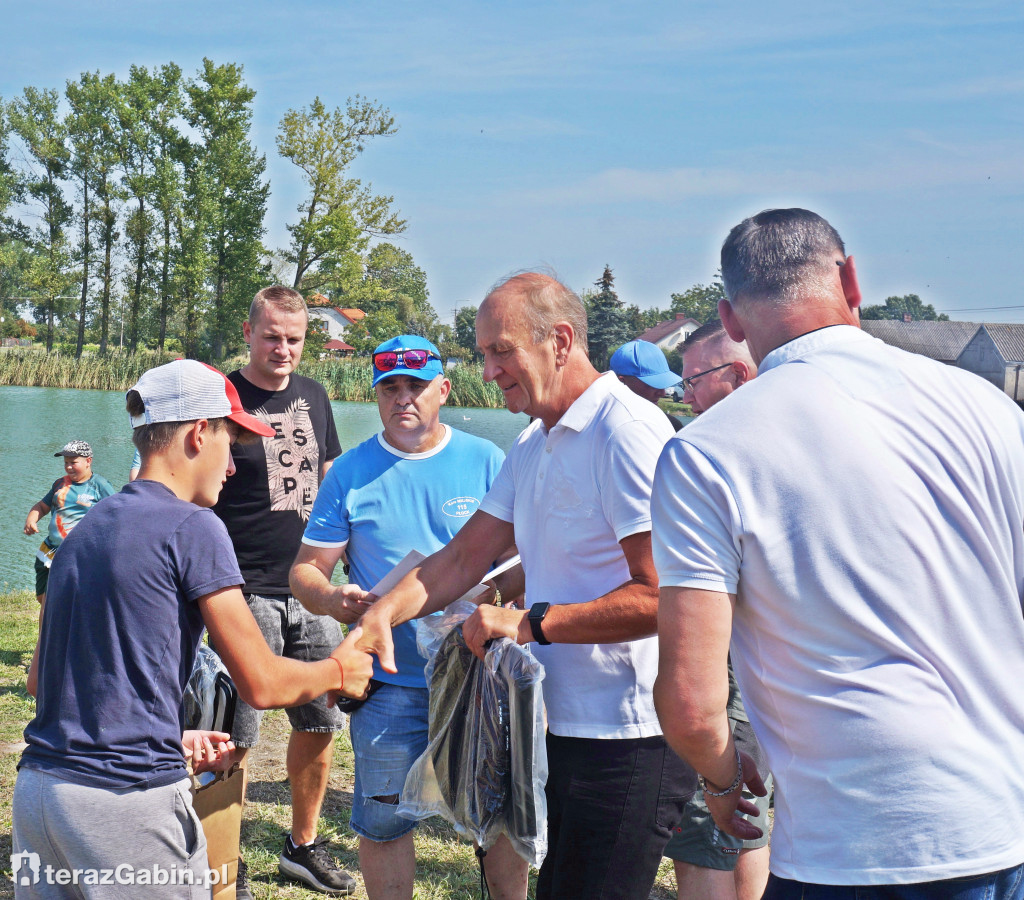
[
  {"xmin": 399, "ymin": 601, "xmax": 548, "ymax": 868},
  {"xmin": 182, "ymin": 643, "xmax": 237, "ymax": 734}
]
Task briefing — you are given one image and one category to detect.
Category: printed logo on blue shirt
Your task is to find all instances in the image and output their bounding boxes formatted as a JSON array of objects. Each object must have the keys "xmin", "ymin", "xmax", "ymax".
[{"xmin": 442, "ymin": 497, "xmax": 480, "ymax": 518}]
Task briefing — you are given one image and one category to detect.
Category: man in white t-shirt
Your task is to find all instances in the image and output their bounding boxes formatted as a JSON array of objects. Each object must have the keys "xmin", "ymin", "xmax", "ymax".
[
  {"xmin": 652, "ymin": 208, "xmax": 1024, "ymax": 899},
  {"xmin": 357, "ymin": 272, "xmax": 697, "ymax": 900}
]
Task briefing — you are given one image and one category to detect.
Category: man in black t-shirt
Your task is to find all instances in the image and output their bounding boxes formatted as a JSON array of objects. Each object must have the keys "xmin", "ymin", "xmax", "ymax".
[{"xmin": 212, "ymin": 285, "xmax": 353, "ymax": 898}]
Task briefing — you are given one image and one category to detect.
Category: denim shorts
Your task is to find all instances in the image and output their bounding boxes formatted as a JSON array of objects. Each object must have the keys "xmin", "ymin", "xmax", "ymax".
[
  {"xmin": 348, "ymin": 682, "xmax": 430, "ymax": 843},
  {"xmin": 212, "ymin": 593, "xmax": 346, "ymax": 747}
]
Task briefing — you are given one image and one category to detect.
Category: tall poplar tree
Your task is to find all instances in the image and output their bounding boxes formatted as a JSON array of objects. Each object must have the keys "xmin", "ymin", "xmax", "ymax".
[
  {"xmin": 8, "ymin": 87, "xmax": 76, "ymax": 351},
  {"xmin": 66, "ymin": 72, "xmax": 121, "ymax": 356},
  {"xmin": 185, "ymin": 59, "xmax": 268, "ymax": 358},
  {"xmin": 145, "ymin": 64, "xmax": 185, "ymax": 351},
  {"xmin": 114, "ymin": 66, "xmax": 161, "ymax": 352},
  {"xmin": 277, "ymin": 96, "xmax": 405, "ymax": 295},
  {"xmin": 0, "ymin": 98, "xmax": 28, "ymax": 321}
]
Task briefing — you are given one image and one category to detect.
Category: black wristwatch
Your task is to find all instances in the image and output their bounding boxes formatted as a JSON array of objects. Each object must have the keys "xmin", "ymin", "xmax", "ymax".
[{"xmin": 527, "ymin": 602, "xmax": 552, "ymax": 645}]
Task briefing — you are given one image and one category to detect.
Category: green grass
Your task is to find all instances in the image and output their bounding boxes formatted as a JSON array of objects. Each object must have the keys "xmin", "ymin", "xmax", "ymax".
[
  {"xmin": 0, "ymin": 591, "xmax": 38, "ymax": 900},
  {"xmin": 659, "ymin": 399, "xmax": 692, "ymax": 417},
  {"xmin": 0, "ymin": 590, "xmax": 676, "ymax": 898}
]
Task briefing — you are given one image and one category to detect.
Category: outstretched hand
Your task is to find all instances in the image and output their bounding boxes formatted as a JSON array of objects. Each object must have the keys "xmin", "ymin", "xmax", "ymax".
[
  {"xmin": 327, "ymin": 625, "xmax": 376, "ymax": 704},
  {"xmin": 353, "ymin": 606, "xmax": 400, "ymax": 676},
  {"xmin": 703, "ymin": 750, "xmax": 768, "ymax": 840}
]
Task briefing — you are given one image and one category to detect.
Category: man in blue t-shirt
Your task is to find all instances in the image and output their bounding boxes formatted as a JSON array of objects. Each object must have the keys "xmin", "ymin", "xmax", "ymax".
[
  {"xmin": 291, "ymin": 335, "xmax": 528, "ymax": 900},
  {"xmin": 14, "ymin": 360, "xmax": 374, "ymax": 900}
]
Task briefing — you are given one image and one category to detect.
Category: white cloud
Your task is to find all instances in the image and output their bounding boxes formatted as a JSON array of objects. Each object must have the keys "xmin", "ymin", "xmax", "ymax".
[{"xmin": 512, "ymin": 145, "xmax": 1024, "ymax": 206}]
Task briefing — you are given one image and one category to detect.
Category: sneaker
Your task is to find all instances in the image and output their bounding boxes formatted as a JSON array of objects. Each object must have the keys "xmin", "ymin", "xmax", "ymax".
[
  {"xmin": 235, "ymin": 857, "xmax": 254, "ymax": 900},
  {"xmin": 279, "ymin": 836, "xmax": 356, "ymax": 896}
]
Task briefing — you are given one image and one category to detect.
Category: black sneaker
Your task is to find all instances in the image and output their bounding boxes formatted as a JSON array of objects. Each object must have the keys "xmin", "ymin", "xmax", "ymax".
[
  {"xmin": 279, "ymin": 836, "xmax": 356, "ymax": 896},
  {"xmin": 235, "ymin": 857, "xmax": 254, "ymax": 900}
]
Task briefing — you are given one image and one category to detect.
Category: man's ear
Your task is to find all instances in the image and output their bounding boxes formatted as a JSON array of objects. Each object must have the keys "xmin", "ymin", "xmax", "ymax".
[
  {"xmin": 839, "ymin": 255, "xmax": 862, "ymax": 310},
  {"xmin": 718, "ymin": 298, "xmax": 746, "ymax": 343},
  {"xmin": 242, "ymin": 320, "xmax": 252, "ymax": 346},
  {"xmin": 731, "ymin": 360, "xmax": 753, "ymax": 386},
  {"xmin": 438, "ymin": 377, "xmax": 452, "ymax": 406},
  {"xmin": 552, "ymin": 322, "xmax": 572, "ymax": 366}
]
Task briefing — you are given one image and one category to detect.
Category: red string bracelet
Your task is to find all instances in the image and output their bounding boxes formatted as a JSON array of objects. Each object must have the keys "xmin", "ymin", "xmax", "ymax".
[{"xmin": 330, "ymin": 656, "xmax": 344, "ymax": 692}]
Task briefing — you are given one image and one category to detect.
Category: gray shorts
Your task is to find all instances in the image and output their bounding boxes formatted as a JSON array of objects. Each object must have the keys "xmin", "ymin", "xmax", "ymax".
[
  {"xmin": 13, "ymin": 767, "xmax": 211, "ymax": 899},
  {"xmin": 214, "ymin": 593, "xmax": 346, "ymax": 747},
  {"xmin": 663, "ymin": 717, "xmax": 773, "ymax": 870}
]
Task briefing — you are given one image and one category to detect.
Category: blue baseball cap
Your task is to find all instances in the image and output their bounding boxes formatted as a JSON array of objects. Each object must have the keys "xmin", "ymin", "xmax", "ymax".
[
  {"xmin": 372, "ymin": 334, "xmax": 444, "ymax": 387},
  {"xmin": 609, "ymin": 340, "xmax": 682, "ymax": 389}
]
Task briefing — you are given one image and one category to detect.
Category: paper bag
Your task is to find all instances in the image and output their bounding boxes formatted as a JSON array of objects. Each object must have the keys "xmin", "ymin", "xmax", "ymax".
[{"xmin": 191, "ymin": 763, "xmax": 244, "ymax": 900}]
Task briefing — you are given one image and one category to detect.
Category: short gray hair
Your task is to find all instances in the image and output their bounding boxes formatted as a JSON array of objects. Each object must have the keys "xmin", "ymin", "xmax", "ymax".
[
  {"xmin": 486, "ymin": 271, "xmax": 589, "ymax": 355},
  {"xmin": 679, "ymin": 319, "xmax": 755, "ymax": 367},
  {"xmin": 721, "ymin": 208, "xmax": 846, "ymax": 306},
  {"xmin": 680, "ymin": 319, "xmax": 727, "ymax": 354}
]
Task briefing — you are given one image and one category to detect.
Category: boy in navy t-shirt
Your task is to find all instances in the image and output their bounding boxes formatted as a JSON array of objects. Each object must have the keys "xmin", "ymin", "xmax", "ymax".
[{"xmin": 14, "ymin": 360, "xmax": 373, "ymax": 899}]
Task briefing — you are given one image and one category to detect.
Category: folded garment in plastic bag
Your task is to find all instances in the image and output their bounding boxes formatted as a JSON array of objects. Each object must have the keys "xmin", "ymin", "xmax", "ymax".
[
  {"xmin": 183, "ymin": 643, "xmax": 237, "ymax": 734},
  {"xmin": 398, "ymin": 601, "xmax": 548, "ymax": 868}
]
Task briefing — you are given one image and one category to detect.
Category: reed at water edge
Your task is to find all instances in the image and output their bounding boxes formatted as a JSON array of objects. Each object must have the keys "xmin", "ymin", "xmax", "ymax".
[{"xmin": 0, "ymin": 349, "xmax": 507, "ymax": 408}]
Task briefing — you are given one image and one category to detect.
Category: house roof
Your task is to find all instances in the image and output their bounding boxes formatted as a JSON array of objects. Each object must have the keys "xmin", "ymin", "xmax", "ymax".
[
  {"xmin": 334, "ymin": 308, "xmax": 365, "ymax": 324},
  {"xmin": 324, "ymin": 339, "xmax": 355, "ymax": 351},
  {"xmin": 860, "ymin": 320, "xmax": 979, "ymax": 362},
  {"xmin": 307, "ymin": 292, "xmax": 332, "ymax": 307},
  {"xmin": 976, "ymin": 324, "xmax": 1024, "ymax": 363},
  {"xmin": 638, "ymin": 314, "xmax": 702, "ymax": 346}
]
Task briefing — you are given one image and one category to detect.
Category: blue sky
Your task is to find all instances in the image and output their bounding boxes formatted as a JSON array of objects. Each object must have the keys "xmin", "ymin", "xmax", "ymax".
[{"xmin": 3, "ymin": 0, "xmax": 1023, "ymax": 321}]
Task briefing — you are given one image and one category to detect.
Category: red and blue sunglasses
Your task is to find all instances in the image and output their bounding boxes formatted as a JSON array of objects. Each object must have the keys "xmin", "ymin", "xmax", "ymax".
[{"xmin": 372, "ymin": 348, "xmax": 440, "ymax": 372}]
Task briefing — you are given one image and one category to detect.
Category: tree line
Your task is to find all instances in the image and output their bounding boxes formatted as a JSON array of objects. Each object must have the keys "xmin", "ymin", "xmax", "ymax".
[
  {"xmin": 0, "ymin": 60, "xmax": 415, "ymax": 359},
  {"xmin": 0, "ymin": 60, "xmax": 939, "ymax": 368}
]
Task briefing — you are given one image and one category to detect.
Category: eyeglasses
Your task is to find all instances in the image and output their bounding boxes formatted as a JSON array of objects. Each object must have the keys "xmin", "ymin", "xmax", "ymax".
[
  {"xmin": 373, "ymin": 349, "xmax": 440, "ymax": 372},
  {"xmin": 682, "ymin": 363, "xmax": 732, "ymax": 391}
]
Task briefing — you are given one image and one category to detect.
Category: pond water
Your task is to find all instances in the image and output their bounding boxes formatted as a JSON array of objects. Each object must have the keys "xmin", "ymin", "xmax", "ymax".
[{"xmin": 0, "ymin": 385, "xmax": 530, "ymax": 593}]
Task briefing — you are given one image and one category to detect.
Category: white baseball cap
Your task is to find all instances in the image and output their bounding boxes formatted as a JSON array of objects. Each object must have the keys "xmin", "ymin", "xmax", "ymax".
[{"xmin": 128, "ymin": 360, "xmax": 275, "ymax": 437}]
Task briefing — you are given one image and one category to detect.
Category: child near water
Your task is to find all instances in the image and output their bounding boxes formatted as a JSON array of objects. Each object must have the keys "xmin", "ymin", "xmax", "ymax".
[{"xmin": 22, "ymin": 440, "xmax": 115, "ymax": 603}]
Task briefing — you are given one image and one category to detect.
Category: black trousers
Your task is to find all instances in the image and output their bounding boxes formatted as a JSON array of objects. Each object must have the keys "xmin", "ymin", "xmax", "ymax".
[{"xmin": 537, "ymin": 732, "xmax": 697, "ymax": 900}]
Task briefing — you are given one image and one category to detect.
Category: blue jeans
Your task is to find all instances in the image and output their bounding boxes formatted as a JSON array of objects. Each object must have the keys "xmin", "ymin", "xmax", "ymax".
[
  {"xmin": 348, "ymin": 682, "xmax": 430, "ymax": 842},
  {"xmin": 764, "ymin": 863, "xmax": 1024, "ymax": 900},
  {"xmin": 213, "ymin": 593, "xmax": 346, "ymax": 746}
]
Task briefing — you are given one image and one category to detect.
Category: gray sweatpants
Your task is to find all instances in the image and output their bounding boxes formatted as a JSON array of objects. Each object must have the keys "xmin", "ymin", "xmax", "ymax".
[{"xmin": 12, "ymin": 767, "xmax": 212, "ymax": 899}]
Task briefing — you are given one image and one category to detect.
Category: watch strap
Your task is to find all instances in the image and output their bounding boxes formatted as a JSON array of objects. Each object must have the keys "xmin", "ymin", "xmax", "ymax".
[{"xmin": 528, "ymin": 602, "xmax": 552, "ymax": 645}]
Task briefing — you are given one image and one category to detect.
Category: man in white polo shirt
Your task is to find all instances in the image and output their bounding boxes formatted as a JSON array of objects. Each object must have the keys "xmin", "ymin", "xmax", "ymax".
[
  {"xmin": 652, "ymin": 208, "xmax": 1024, "ymax": 899},
  {"xmin": 357, "ymin": 272, "xmax": 697, "ymax": 900}
]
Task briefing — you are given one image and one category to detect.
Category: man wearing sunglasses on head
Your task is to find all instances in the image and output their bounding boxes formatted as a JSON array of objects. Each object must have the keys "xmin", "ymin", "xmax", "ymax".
[{"xmin": 291, "ymin": 335, "xmax": 528, "ymax": 900}]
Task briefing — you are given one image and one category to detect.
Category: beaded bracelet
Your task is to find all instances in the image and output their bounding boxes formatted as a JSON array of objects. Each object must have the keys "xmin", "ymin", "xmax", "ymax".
[
  {"xmin": 330, "ymin": 656, "xmax": 345, "ymax": 693},
  {"xmin": 697, "ymin": 745, "xmax": 743, "ymax": 797}
]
